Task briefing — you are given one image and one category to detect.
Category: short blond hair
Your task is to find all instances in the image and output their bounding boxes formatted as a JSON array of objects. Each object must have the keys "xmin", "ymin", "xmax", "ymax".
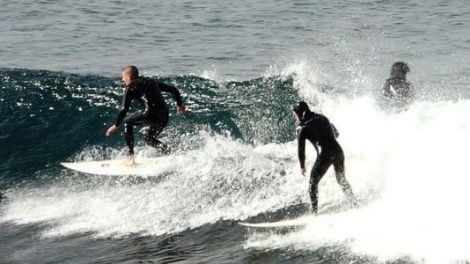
[{"xmin": 122, "ymin": 65, "xmax": 139, "ymax": 79}]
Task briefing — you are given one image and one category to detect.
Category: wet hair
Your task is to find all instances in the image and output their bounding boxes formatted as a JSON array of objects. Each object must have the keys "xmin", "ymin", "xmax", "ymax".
[
  {"xmin": 293, "ymin": 101, "xmax": 310, "ymax": 119},
  {"xmin": 390, "ymin": 62, "xmax": 410, "ymax": 78},
  {"xmin": 122, "ymin": 65, "xmax": 139, "ymax": 79}
]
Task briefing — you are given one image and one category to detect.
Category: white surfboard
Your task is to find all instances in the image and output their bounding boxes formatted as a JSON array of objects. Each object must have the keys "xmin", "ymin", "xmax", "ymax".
[
  {"xmin": 239, "ymin": 214, "xmax": 317, "ymax": 228},
  {"xmin": 61, "ymin": 157, "xmax": 165, "ymax": 176}
]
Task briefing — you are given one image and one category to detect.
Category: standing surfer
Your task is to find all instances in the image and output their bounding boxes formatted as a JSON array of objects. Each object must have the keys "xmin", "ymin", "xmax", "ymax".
[
  {"xmin": 293, "ymin": 101, "xmax": 357, "ymax": 213},
  {"xmin": 105, "ymin": 65, "xmax": 186, "ymax": 166}
]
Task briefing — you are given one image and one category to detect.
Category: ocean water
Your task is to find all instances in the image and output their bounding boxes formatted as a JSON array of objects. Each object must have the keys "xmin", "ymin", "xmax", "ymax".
[{"xmin": 1, "ymin": 0, "xmax": 470, "ymax": 263}]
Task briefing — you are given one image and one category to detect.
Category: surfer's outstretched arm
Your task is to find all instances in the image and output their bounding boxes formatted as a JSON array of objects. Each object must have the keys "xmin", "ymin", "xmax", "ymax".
[
  {"xmin": 106, "ymin": 88, "xmax": 133, "ymax": 137},
  {"xmin": 158, "ymin": 81, "xmax": 186, "ymax": 113},
  {"xmin": 298, "ymin": 128, "xmax": 307, "ymax": 176}
]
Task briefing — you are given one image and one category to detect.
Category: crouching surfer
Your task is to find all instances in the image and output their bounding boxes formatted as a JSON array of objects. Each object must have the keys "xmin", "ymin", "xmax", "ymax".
[
  {"xmin": 105, "ymin": 65, "xmax": 186, "ymax": 166},
  {"xmin": 293, "ymin": 101, "xmax": 358, "ymax": 213}
]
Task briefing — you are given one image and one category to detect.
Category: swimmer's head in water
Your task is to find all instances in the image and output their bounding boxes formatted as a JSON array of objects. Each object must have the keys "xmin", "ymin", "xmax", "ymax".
[
  {"xmin": 390, "ymin": 62, "xmax": 410, "ymax": 78},
  {"xmin": 121, "ymin": 65, "xmax": 139, "ymax": 86},
  {"xmin": 293, "ymin": 101, "xmax": 310, "ymax": 121}
]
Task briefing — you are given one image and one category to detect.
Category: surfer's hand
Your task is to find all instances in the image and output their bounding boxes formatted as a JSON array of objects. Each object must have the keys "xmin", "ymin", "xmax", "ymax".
[
  {"xmin": 105, "ymin": 125, "xmax": 118, "ymax": 137},
  {"xmin": 177, "ymin": 104, "xmax": 186, "ymax": 114},
  {"xmin": 301, "ymin": 168, "xmax": 307, "ymax": 177}
]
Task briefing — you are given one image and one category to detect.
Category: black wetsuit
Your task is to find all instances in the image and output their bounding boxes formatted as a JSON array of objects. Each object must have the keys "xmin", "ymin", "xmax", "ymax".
[
  {"xmin": 383, "ymin": 77, "xmax": 413, "ymax": 103},
  {"xmin": 297, "ymin": 111, "xmax": 356, "ymax": 213},
  {"xmin": 115, "ymin": 77, "xmax": 183, "ymax": 155}
]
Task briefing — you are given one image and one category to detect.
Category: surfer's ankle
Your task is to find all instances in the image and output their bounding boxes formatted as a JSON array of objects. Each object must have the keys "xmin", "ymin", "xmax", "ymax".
[
  {"xmin": 350, "ymin": 199, "xmax": 359, "ymax": 208},
  {"xmin": 126, "ymin": 155, "xmax": 136, "ymax": 166}
]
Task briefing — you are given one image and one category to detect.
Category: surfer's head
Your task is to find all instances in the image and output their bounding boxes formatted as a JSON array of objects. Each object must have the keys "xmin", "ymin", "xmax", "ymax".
[
  {"xmin": 390, "ymin": 62, "xmax": 410, "ymax": 79},
  {"xmin": 292, "ymin": 101, "xmax": 310, "ymax": 121},
  {"xmin": 121, "ymin": 65, "xmax": 139, "ymax": 86}
]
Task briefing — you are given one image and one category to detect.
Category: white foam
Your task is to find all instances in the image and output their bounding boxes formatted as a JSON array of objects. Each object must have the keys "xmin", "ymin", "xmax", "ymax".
[
  {"xmin": 0, "ymin": 134, "xmax": 315, "ymax": 238},
  {"xmin": 246, "ymin": 64, "xmax": 470, "ymax": 263}
]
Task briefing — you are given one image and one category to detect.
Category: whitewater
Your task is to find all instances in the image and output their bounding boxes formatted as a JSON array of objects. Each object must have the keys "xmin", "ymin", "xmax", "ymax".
[{"xmin": 1, "ymin": 61, "xmax": 469, "ymax": 263}]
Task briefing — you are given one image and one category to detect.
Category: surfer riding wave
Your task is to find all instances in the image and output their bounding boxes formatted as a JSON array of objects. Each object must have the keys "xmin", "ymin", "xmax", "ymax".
[{"xmin": 105, "ymin": 65, "xmax": 186, "ymax": 166}]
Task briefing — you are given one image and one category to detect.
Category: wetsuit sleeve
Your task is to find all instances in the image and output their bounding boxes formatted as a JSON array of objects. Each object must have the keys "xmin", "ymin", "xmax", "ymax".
[
  {"xmin": 158, "ymin": 81, "xmax": 183, "ymax": 106},
  {"xmin": 115, "ymin": 88, "xmax": 133, "ymax": 127},
  {"xmin": 298, "ymin": 128, "xmax": 307, "ymax": 169}
]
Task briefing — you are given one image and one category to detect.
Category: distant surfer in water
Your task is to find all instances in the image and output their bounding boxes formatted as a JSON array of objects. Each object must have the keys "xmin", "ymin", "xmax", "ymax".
[
  {"xmin": 382, "ymin": 62, "xmax": 414, "ymax": 108},
  {"xmin": 293, "ymin": 101, "xmax": 357, "ymax": 213},
  {"xmin": 105, "ymin": 65, "xmax": 186, "ymax": 166}
]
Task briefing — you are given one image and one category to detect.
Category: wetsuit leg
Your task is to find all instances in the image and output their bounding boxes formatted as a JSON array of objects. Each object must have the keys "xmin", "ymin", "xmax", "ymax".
[
  {"xmin": 123, "ymin": 112, "xmax": 147, "ymax": 155},
  {"xmin": 309, "ymin": 155, "xmax": 333, "ymax": 213},
  {"xmin": 145, "ymin": 112, "xmax": 171, "ymax": 154},
  {"xmin": 333, "ymin": 152, "xmax": 358, "ymax": 207}
]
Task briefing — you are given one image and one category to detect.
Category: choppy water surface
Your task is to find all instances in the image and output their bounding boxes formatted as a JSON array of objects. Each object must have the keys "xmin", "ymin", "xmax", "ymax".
[{"xmin": 1, "ymin": 1, "xmax": 469, "ymax": 263}]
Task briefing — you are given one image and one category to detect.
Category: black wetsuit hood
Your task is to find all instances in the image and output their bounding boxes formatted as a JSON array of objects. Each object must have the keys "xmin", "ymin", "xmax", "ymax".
[
  {"xmin": 293, "ymin": 101, "xmax": 313, "ymax": 124},
  {"xmin": 293, "ymin": 101, "xmax": 324, "ymax": 127}
]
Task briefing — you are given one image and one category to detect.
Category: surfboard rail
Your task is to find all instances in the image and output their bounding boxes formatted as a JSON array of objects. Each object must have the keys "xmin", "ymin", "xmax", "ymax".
[
  {"xmin": 239, "ymin": 214, "xmax": 317, "ymax": 228},
  {"xmin": 60, "ymin": 157, "xmax": 164, "ymax": 176}
]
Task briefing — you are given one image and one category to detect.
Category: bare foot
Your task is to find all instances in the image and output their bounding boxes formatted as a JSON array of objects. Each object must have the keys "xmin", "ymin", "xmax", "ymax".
[
  {"xmin": 349, "ymin": 198, "xmax": 359, "ymax": 209},
  {"xmin": 124, "ymin": 155, "xmax": 136, "ymax": 167}
]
